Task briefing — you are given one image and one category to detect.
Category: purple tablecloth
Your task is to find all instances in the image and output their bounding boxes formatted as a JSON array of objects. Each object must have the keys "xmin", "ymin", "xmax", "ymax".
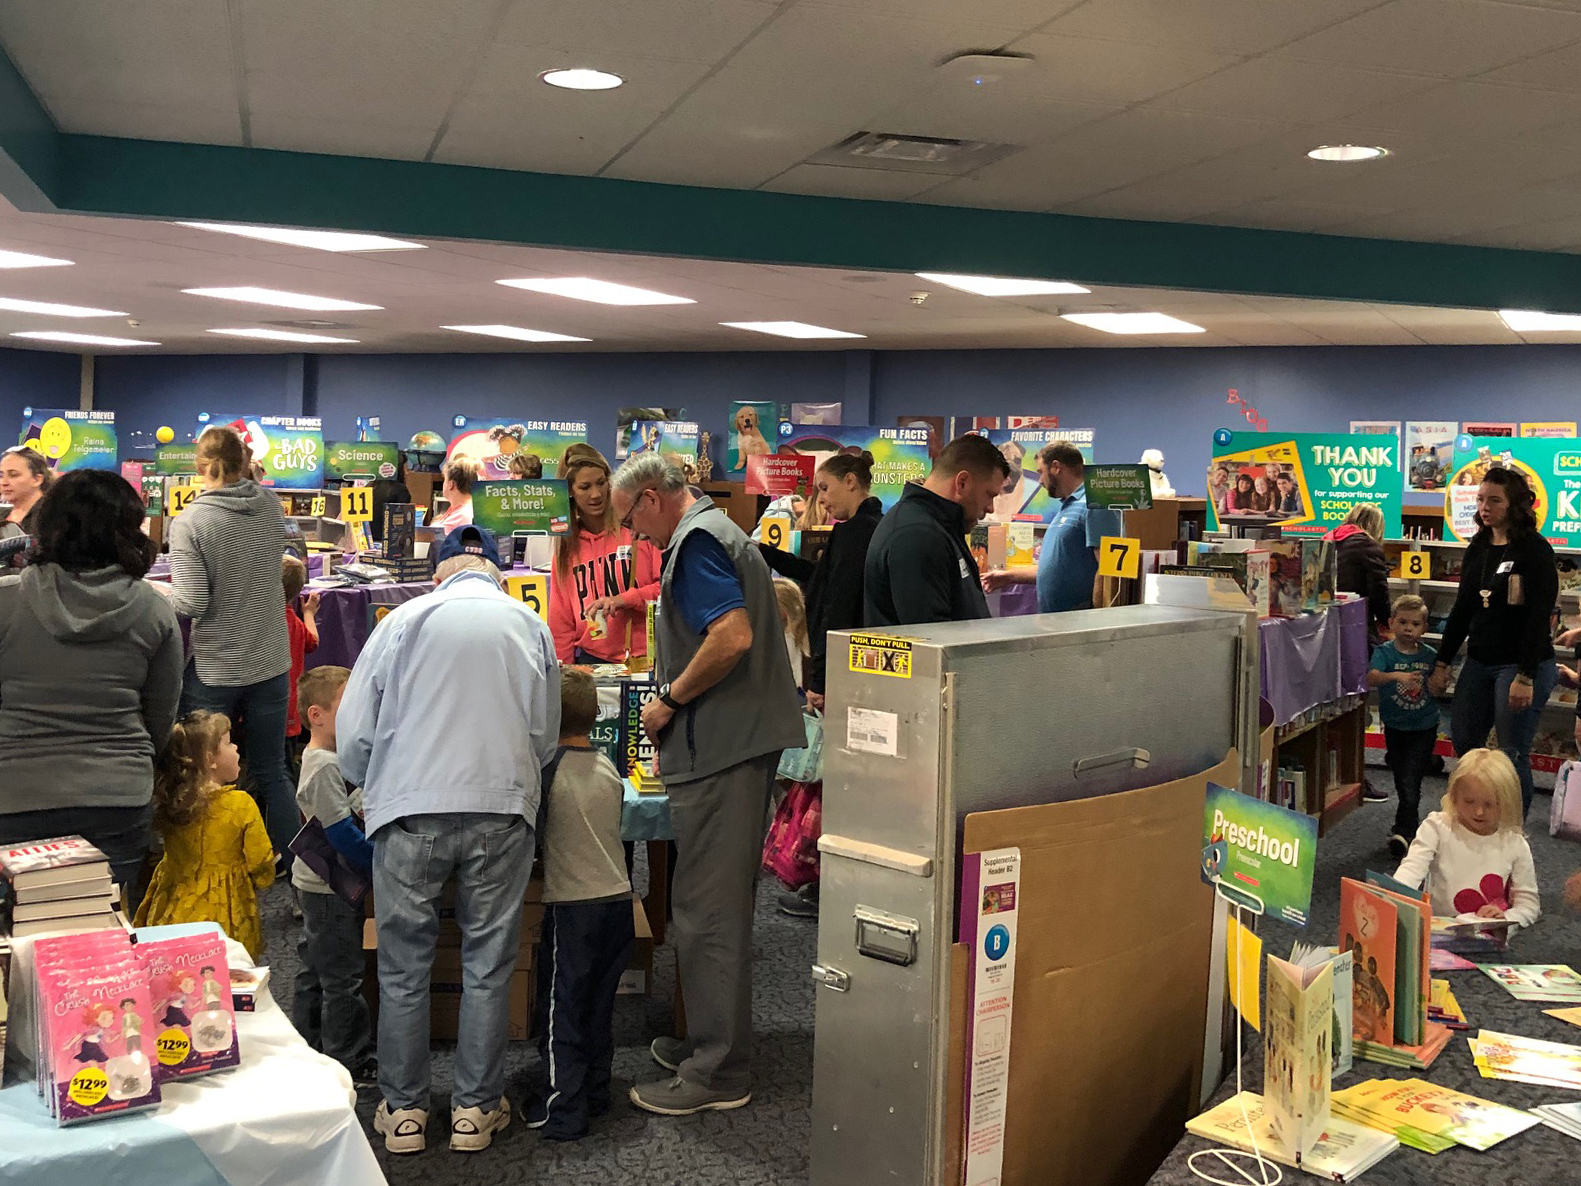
[
  {"xmin": 1259, "ymin": 598, "xmax": 1368, "ymax": 726},
  {"xmin": 305, "ymin": 582, "xmax": 430, "ymax": 669},
  {"xmin": 149, "ymin": 552, "xmax": 325, "ymax": 582}
]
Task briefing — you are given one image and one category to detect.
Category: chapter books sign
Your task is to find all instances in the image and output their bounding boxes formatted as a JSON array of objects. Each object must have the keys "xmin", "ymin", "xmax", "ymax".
[
  {"xmin": 18, "ymin": 408, "xmax": 117, "ymax": 472},
  {"xmin": 1206, "ymin": 432, "xmax": 1402, "ymax": 538},
  {"xmin": 198, "ymin": 413, "xmax": 324, "ymax": 490}
]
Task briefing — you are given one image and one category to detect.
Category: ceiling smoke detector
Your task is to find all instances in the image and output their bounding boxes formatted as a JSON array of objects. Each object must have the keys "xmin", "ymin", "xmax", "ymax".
[
  {"xmin": 938, "ymin": 51, "xmax": 1035, "ymax": 88},
  {"xmin": 810, "ymin": 131, "xmax": 1018, "ymax": 175}
]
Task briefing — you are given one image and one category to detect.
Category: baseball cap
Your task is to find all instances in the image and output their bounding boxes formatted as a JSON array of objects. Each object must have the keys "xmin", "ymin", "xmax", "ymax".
[{"xmin": 433, "ymin": 524, "xmax": 501, "ymax": 567}]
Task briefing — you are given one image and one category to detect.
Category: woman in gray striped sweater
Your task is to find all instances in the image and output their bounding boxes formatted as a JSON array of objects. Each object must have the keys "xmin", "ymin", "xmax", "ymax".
[{"xmin": 167, "ymin": 425, "xmax": 296, "ymax": 860}]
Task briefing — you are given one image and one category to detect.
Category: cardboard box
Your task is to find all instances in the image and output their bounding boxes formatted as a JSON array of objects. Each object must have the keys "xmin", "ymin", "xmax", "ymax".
[{"xmin": 618, "ymin": 894, "xmax": 655, "ymax": 995}]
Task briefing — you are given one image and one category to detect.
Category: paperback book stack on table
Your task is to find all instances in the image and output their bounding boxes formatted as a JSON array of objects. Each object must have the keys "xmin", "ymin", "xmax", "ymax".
[
  {"xmin": 1340, "ymin": 872, "xmax": 1452, "ymax": 1070},
  {"xmin": 1331, "ymin": 1078, "xmax": 1539, "ymax": 1154},
  {"xmin": 0, "ymin": 836, "xmax": 123, "ymax": 938}
]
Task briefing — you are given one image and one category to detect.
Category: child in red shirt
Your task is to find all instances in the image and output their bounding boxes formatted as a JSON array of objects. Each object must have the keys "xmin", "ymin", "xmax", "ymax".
[{"xmin": 282, "ymin": 555, "xmax": 320, "ymax": 753}]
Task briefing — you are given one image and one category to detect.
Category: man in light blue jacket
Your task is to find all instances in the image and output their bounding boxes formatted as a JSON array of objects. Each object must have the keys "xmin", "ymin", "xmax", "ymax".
[{"xmin": 339, "ymin": 524, "xmax": 560, "ymax": 1156}]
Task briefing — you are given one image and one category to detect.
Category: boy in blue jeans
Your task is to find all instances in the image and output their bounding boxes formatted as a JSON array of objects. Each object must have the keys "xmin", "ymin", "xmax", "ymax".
[
  {"xmin": 527, "ymin": 667, "xmax": 635, "ymax": 1140},
  {"xmin": 1368, "ymin": 594, "xmax": 1440, "ymax": 859}
]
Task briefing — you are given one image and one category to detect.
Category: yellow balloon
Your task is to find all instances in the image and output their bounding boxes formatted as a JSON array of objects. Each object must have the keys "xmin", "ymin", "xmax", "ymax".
[
  {"xmin": 38, "ymin": 416, "xmax": 72, "ymax": 459},
  {"xmin": 156, "ymin": 425, "xmax": 175, "ymax": 444}
]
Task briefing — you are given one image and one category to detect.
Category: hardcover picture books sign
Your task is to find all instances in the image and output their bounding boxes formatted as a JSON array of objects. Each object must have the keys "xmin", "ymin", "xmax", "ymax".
[
  {"xmin": 1085, "ymin": 464, "xmax": 1153, "ymax": 511},
  {"xmin": 1201, "ymin": 783, "xmax": 1318, "ymax": 925},
  {"xmin": 18, "ymin": 408, "xmax": 117, "ymax": 472},
  {"xmin": 744, "ymin": 453, "xmax": 815, "ymax": 497},
  {"xmin": 472, "ymin": 479, "xmax": 572, "ymax": 536},
  {"xmin": 1206, "ymin": 432, "xmax": 1401, "ymax": 538},
  {"xmin": 1446, "ymin": 436, "xmax": 1581, "ymax": 548}
]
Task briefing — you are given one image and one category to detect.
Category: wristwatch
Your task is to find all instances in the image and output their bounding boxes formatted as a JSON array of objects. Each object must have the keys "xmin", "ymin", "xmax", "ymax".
[{"xmin": 658, "ymin": 683, "xmax": 683, "ymax": 710}]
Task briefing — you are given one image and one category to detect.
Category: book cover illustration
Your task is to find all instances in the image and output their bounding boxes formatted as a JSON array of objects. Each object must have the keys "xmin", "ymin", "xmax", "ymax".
[
  {"xmin": 1480, "ymin": 963, "xmax": 1581, "ymax": 1002},
  {"xmin": 1187, "ymin": 1092, "xmax": 1398, "ymax": 1182},
  {"xmin": 0, "ymin": 835, "xmax": 108, "ymax": 880},
  {"xmin": 1340, "ymin": 878, "xmax": 1398, "ymax": 1044},
  {"xmin": 139, "ymin": 929, "xmax": 241, "ymax": 1079},
  {"xmin": 1470, "ymin": 1029, "xmax": 1581, "ymax": 1088},
  {"xmin": 1335, "ymin": 1078, "xmax": 1536, "ymax": 1151},
  {"xmin": 1290, "ymin": 942, "xmax": 1354, "ymax": 1075},
  {"xmin": 1363, "ymin": 873, "xmax": 1431, "ymax": 1047},
  {"xmin": 1264, "ymin": 955, "xmax": 1333, "ymax": 1160}
]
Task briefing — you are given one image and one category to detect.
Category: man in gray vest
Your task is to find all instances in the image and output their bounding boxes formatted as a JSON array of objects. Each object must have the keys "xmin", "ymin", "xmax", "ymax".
[{"xmin": 610, "ymin": 453, "xmax": 804, "ymax": 1115}]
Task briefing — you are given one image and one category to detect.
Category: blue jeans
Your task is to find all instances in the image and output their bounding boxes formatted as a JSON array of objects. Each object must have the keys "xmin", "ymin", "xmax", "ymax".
[
  {"xmin": 293, "ymin": 889, "xmax": 373, "ymax": 1072},
  {"xmin": 373, "ymin": 813, "xmax": 534, "ymax": 1111},
  {"xmin": 1450, "ymin": 656, "xmax": 1558, "ymax": 819},
  {"xmin": 0, "ymin": 803, "xmax": 153, "ymax": 910},
  {"xmin": 181, "ymin": 666, "xmax": 296, "ymax": 856}
]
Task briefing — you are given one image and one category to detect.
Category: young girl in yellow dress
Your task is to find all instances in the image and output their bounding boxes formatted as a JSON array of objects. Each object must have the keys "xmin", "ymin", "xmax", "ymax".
[{"xmin": 134, "ymin": 711, "xmax": 276, "ymax": 959}]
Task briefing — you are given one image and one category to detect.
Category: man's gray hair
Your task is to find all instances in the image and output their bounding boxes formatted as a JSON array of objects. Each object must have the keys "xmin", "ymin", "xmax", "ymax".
[
  {"xmin": 612, "ymin": 451, "xmax": 687, "ymax": 496},
  {"xmin": 434, "ymin": 555, "xmax": 503, "ymax": 584}
]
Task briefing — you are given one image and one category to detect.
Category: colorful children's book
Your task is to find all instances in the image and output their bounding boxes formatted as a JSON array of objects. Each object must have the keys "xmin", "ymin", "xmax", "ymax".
[
  {"xmin": 1354, "ymin": 1022, "xmax": 1453, "ymax": 1071},
  {"xmin": 1428, "ymin": 979, "xmax": 1469, "ymax": 1031},
  {"xmin": 0, "ymin": 836, "xmax": 110, "ymax": 892},
  {"xmin": 1481, "ymin": 964, "xmax": 1581, "ymax": 1003},
  {"xmin": 1264, "ymin": 955, "xmax": 1334, "ymax": 1161},
  {"xmin": 1545, "ymin": 1005, "xmax": 1581, "ymax": 1030},
  {"xmin": 1333, "ymin": 1078, "xmax": 1538, "ymax": 1152},
  {"xmin": 1363, "ymin": 871, "xmax": 1431, "ymax": 1047},
  {"xmin": 1340, "ymin": 879, "xmax": 1398, "ymax": 1045},
  {"xmin": 1470, "ymin": 1030, "xmax": 1581, "ymax": 1089},
  {"xmin": 1290, "ymin": 942, "xmax": 1353, "ymax": 1075},
  {"xmin": 1186, "ymin": 1091, "xmax": 1398, "ymax": 1182},
  {"xmin": 136, "ymin": 926, "xmax": 240, "ymax": 1080}
]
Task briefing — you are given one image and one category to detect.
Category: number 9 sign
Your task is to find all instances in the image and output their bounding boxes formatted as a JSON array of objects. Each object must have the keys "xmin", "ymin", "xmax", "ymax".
[{"xmin": 760, "ymin": 514, "xmax": 792, "ymax": 550}]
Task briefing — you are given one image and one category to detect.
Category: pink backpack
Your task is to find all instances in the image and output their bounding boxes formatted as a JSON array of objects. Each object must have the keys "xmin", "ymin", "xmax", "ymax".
[
  {"xmin": 1552, "ymin": 761, "xmax": 1581, "ymax": 843},
  {"xmin": 762, "ymin": 780, "xmax": 822, "ymax": 890}
]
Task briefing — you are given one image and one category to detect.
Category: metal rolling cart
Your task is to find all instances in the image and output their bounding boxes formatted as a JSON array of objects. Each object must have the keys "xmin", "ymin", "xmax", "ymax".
[{"xmin": 809, "ymin": 582, "xmax": 1259, "ymax": 1186}]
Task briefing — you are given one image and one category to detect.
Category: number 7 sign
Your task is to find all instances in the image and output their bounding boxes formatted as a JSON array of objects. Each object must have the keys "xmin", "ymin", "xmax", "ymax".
[{"xmin": 1097, "ymin": 536, "xmax": 1142, "ymax": 580}]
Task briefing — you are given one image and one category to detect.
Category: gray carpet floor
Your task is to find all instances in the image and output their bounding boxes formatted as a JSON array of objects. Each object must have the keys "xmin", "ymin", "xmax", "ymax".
[{"xmin": 257, "ymin": 769, "xmax": 1581, "ymax": 1186}]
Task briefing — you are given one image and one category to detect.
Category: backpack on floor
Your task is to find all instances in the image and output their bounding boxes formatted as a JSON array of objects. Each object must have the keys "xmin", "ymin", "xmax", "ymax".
[{"xmin": 1551, "ymin": 760, "xmax": 1581, "ymax": 842}]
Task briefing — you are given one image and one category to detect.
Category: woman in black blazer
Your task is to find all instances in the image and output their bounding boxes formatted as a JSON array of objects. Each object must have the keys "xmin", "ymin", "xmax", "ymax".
[{"xmin": 761, "ymin": 450, "xmax": 883, "ymax": 710}]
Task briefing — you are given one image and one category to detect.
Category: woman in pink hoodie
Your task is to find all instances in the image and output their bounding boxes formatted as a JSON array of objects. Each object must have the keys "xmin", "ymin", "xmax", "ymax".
[{"xmin": 548, "ymin": 445, "xmax": 662, "ymax": 663}]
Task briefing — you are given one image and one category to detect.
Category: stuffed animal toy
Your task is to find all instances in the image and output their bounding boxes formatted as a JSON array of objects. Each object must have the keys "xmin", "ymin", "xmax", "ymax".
[{"xmin": 1141, "ymin": 448, "xmax": 1175, "ymax": 497}]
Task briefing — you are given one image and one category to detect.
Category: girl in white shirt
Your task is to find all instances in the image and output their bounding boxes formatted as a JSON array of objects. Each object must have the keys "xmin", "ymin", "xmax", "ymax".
[{"xmin": 1394, "ymin": 747, "xmax": 1540, "ymax": 928}]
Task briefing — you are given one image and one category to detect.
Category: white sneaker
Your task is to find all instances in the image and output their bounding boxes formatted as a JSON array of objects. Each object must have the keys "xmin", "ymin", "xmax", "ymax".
[
  {"xmin": 450, "ymin": 1095, "xmax": 511, "ymax": 1153},
  {"xmin": 374, "ymin": 1100, "xmax": 429, "ymax": 1154}
]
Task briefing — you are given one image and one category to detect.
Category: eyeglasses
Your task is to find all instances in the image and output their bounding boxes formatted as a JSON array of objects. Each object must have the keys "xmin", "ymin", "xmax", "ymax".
[{"xmin": 620, "ymin": 487, "xmax": 652, "ymax": 531}]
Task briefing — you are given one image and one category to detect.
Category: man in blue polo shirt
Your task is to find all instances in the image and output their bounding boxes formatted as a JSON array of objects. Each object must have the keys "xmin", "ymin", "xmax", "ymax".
[{"xmin": 982, "ymin": 442, "xmax": 1123, "ymax": 612}]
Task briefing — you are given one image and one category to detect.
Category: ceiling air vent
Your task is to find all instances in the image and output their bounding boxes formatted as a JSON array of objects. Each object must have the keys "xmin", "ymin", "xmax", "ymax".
[
  {"xmin": 810, "ymin": 132, "xmax": 1018, "ymax": 176},
  {"xmin": 263, "ymin": 318, "xmax": 355, "ymax": 330}
]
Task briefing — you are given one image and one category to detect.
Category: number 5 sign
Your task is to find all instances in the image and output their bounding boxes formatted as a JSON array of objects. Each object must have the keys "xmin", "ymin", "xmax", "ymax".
[
  {"xmin": 1097, "ymin": 536, "xmax": 1142, "ymax": 580},
  {"xmin": 506, "ymin": 574, "xmax": 548, "ymax": 615}
]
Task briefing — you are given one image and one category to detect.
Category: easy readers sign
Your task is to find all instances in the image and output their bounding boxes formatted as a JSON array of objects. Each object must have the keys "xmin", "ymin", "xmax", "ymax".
[
  {"xmin": 744, "ymin": 453, "xmax": 815, "ymax": 497},
  {"xmin": 1201, "ymin": 783, "xmax": 1317, "ymax": 926}
]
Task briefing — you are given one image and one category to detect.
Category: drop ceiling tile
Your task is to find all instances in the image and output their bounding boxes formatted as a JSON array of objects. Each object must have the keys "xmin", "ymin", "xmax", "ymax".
[
  {"xmin": 808, "ymin": 0, "xmax": 1084, "ymax": 27},
  {"xmin": 1147, "ymin": 57, "xmax": 1441, "ymax": 125},
  {"xmin": 1036, "ymin": 0, "xmax": 1384, "ymax": 55},
  {"xmin": 240, "ymin": 0, "xmax": 506, "ymax": 46},
  {"xmin": 495, "ymin": 0, "xmax": 780, "ymax": 65},
  {"xmin": 759, "ymin": 164, "xmax": 944, "ymax": 200},
  {"xmin": 1052, "ymin": 188, "xmax": 1239, "ymax": 222},
  {"xmin": 1000, "ymin": 34, "xmax": 1241, "ymax": 105},
  {"xmin": 248, "ymin": 115, "xmax": 436, "ymax": 161},
  {"xmin": 1280, "ymin": 0, "xmax": 1581, "ymax": 76},
  {"xmin": 243, "ymin": 33, "xmax": 480, "ymax": 126},
  {"xmin": 1479, "ymin": 38, "xmax": 1581, "ymax": 90},
  {"xmin": 42, "ymin": 99, "xmax": 245, "ymax": 147},
  {"xmin": 866, "ymin": 86, "xmax": 1123, "ymax": 148},
  {"xmin": 1341, "ymin": 81, "xmax": 1581, "ymax": 140}
]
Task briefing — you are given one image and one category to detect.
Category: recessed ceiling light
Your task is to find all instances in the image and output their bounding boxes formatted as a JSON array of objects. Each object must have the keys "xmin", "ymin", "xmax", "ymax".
[
  {"xmin": 1060, "ymin": 312, "xmax": 1206, "ymax": 335},
  {"xmin": 1307, "ymin": 144, "xmax": 1389, "ymax": 162},
  {"xmin": 720, "ymin": 321, "xmax": 866, "ymax": 340},
  {"xmin": 208, "ymin": 328, "xmax": 360, "ymax": 344},
  {"xmin": 1499, "ymin": 309, "xmax": 1581, "ymax": 332},
  {"xmin": 176, "ymin": 222, "xmax": 426, "ymax": 252},
  {"xmin": 183, "ymin": 286, "xmax": 383, "ymax": 312},
  {"xmin": 443, "ymin": 324, "xmax": 592, "ymax": 343},
  {"xmin": 0, "ymin": 297, "xmax": 127, "ymax": 317},
  {"xmin": 915, "ymin": 272, "xmax": 1090, "ymax": 296},
  {"xmin": 0, "ymin": 249, "xmax": 73, "ymax": 269},
  {"xmin": 12, "ymin": 331, "xmax": 159, "ymax": 347},
  {"xmin": 498, "ymin": 277, "xmax": 693, "ymax": 306},
  {"xmin": 540, "ymin": 68, "xmax": 624, "ymax": 91}
]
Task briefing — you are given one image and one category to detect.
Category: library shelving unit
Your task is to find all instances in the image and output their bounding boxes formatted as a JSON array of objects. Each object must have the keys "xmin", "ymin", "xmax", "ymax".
[{"xmin": 1377, "ymin": 518, "xmax": 1581, "ymax": 786}]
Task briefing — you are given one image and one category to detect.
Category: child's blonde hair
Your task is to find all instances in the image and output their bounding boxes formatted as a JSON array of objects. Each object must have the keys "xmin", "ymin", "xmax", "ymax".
[
  {"xmin": 153, "ymin": 711, "xmax": 231, "ymax": 830},
  {"xmin": 1391, "ymin": 593, "xmax": 1428, "ymax": 619},
  {"xmin": 773, "ymin": 577, "xmax": 808, "ymax": 655},
  {"xmin": 282, "ymin": 553, "xmax": 307, "ymax": 602},
  {"xmin": 298, "ymin": 664, "xmax": 349, "ymax": 718},
  {"xmin": 1443, "ymin": 748, "xmax": 1522, "ymax": 833}
]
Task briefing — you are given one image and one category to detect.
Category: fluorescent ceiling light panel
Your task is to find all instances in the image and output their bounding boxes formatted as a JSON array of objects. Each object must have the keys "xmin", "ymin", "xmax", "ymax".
[
  {"xmin": 208, "ymin": 328, "xmax": 360, "ymax": 344},
  {"xmin": 1499, "ymin": 309, "xmax": 1581, "ymax": 332},
  {"xmin": 497, "ymin": 277, "xmax": 694, "ymax": 306},
  {"xmin": 1060, "ymin": 312, "xmax": 1205, "ymax": 335},
  {"xmin": 12, "ymin": 331, "xmax": 158, "ymax": 347},
  {"xmin": 443, "ymin": 324, "xmax": 592, "ymax": 343},
  {"xmin": 540, "ymin": 68, "xmax": 624, "ymax": 90},
  {"xmin": 176, "ymin": 222, "xmax": 426, "ymax": 252},
  {"xmin": 183, "ymin": 286, "xmax": 383, "ymax": 311},
  {"xmin": 915, "ymin": 272, "xmax": 1090, "ymax": 296},
  {"xmin": 1307, "ymin": 144, "xmax": 1388, "ymax": 162},
  {"xmin": 720, "ymin": 321, "xmax": 866, "ymax": 340},
  {"xmin": 0, "ymin": 249, "xmax": 73, "ymax": 269},
  {"xmin": 0, "ymin": 297, "xmax": 127, "ymax": 317}
]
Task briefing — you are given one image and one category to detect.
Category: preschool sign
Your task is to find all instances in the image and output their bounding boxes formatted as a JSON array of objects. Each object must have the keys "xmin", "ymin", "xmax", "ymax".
[
  {"xmin": 1206, "ymin": 432, "xmax": 1402, "ymax": 538},
  {"xmin": 1446, "ymin": 435, "xmax": 1581, "ymax": 547}
]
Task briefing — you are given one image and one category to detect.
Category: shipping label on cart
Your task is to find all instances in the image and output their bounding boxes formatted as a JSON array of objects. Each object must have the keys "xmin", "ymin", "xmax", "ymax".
[{"xmin": 964, "ymin": 847, "xmax": 1020, "ymax": 1186}]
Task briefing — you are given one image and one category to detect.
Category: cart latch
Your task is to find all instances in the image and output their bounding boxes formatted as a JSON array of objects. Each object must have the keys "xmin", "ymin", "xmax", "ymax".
[
  {"xmin": 853, "ymin": 906, "xmax": 920, "ymax": 967},
  {"xmin": 811, "ymin": 964, "xmax": 851, "ymax": 992}
]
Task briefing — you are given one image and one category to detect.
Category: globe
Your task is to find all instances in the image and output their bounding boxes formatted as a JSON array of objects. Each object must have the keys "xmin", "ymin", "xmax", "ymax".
[{"xmin": 409, "ymin": 430, "xmax": 446, "ymax": 451}]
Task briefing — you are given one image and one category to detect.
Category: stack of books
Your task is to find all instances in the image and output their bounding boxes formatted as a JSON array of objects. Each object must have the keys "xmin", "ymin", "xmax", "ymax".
[
  {"xmin": 1332, "ymin": 1079, "xmax": 1538, "ymax": 1153},
  {"xmin": 1480, "ymin": 964, "xmax": 1581, "ymax": 1003},
  {"xmin": 1470, "ymin": 1030, "xmax": 1581, "ymax": 1088},
  {"xmin": 629, "ymin": 759, "xmax": 663, "ymax": 795},
  {"xmin": 1532, "ymin": 1101, "xmax": 1581, "ymax": 1141},
  {"xmin": 1428, "ymin": 979, "xmax": 1469, "ymax": 1031},
  {"xmin": 1187, "ymin": 1092, "xmax": 1398, "ymax": 1182},
  {"xmin": 0, "ymin": 836, "xmax": 121, "ymax": 938},
  {"xmin": 1340, "ymin": 873, "xmax": 1450, "ymax": 1068}
]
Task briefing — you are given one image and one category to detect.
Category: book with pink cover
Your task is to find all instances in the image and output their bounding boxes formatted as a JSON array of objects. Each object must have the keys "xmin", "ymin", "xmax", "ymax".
[
  {"xmin": 35, "ymin": 930, "xmax": 161, "ymax": 1122},
  {"xmin": 31, "ymin": 930, "xmax": 132, "ymax": 1106},
  {"xmin": 137, "ymin": 927, "xmax": 240, "ymax": 1079}
]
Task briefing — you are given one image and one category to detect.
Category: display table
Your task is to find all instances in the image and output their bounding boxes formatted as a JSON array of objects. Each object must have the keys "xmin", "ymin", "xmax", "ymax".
[
  {"xmin": 1148, "ymin": 932, "xmax": 1581, "ymax": 1185},
  {"xmin": 622, "ymin": 778, "xmax": 673, "ymax": 947},
  {"xmin": 0, "ymin": 946, "xmax": 384, "ymax": 1186},
  {"xmin": 1259, "ymin": 596, "xmax": 1368, "ymax": 726}
]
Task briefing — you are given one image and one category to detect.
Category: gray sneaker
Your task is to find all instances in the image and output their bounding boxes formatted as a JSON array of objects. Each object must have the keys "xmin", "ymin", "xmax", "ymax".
[
  {"xmin": 629, "ymin": 1075, "xmax": 751, "ymax": 1116},
  {"xmin": 650, "ymin": 1035, "xmax": 691, "ymax": 1072}
]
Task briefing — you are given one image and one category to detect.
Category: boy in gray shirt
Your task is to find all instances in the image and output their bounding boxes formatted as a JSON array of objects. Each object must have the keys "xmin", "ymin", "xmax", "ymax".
[
  {"xmin": 291, "ymin": 664, "xmax": 376, "ymax": 1085},
  {"xmin": 526, "ymin": 667, "xmax": 635, "ymax": 1140}
]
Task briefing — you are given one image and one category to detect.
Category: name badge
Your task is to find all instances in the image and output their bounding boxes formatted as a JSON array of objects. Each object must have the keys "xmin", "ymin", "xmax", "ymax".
[{"xmin": 1497, "ymin": 560, "xmax": 1515, "ymax": 574}]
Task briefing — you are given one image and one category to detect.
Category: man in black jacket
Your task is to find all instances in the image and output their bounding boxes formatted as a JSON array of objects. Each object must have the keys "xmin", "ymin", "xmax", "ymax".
[{"xmin": 864, "ymin": 435, "xmax": 1009, "ymax": 627}]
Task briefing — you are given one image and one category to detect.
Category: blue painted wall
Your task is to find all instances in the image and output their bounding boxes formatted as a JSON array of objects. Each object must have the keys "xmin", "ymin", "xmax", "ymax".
[
  {"xmin": 0, "ymin": 347, "xmax": 82, "ymax": 439},
  {"xmin": 45, "ymin": 341, "xmax": 1581, "ymax": 497}
]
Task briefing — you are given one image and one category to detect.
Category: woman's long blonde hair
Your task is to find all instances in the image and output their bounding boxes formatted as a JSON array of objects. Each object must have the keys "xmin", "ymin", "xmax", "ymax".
[
  {"xmin": 555, "ymin": 444, "xmax": 619, "ymax": 580},
  {"xmin": 153, "ymin": 711, "xmax": 231, "ymax": 831}
]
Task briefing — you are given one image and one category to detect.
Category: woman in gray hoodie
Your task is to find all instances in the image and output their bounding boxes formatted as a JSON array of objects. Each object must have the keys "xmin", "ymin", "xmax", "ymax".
[
  {"xmin": 167, "ymin": 425, "xmax": 295, "ymax": 860},
  {"xmin": 0, "ymin": 469, "xmax": 183, "ymax": 895}
]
